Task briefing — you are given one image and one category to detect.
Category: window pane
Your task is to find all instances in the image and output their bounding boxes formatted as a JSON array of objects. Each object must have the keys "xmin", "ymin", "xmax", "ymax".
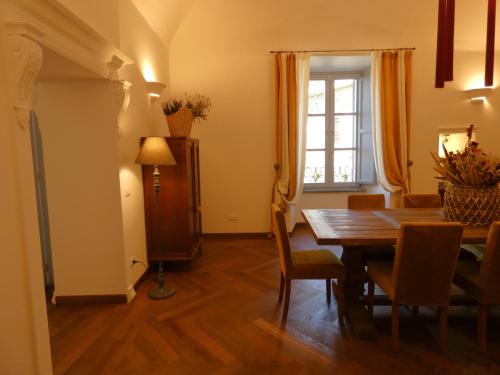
[
  {"xmin": 308, "ymin": 80, "xmax": 325, "ymax": 114},
  {"xmin": 334, "ymin": 115, "xmax": 356, "ymax": 148},
  {"xmin": 333, "ymin": 150, "xmax": 355, "ymax": 183},
  {"xmin": 334, "ymin": 79, "xmax": 355, "ymax": 113},
  {"xmin": 304, "ymin": 151, "xmax": 325, "ymax": 183},
  {"xmin": 306, "ymin": 116, "xmax": 325, "ymax": 149}
]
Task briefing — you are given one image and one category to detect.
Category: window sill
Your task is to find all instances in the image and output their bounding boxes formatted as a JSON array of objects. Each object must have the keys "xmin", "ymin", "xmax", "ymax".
[{"xmin": 303, "ymin": 186, "xmax": 366, "ymax": 193}]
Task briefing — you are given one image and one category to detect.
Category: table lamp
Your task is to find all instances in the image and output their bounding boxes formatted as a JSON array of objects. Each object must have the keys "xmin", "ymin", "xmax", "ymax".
[{"xmin": 136, "ymin": 137, "xmax": 176, "ymax": 299}]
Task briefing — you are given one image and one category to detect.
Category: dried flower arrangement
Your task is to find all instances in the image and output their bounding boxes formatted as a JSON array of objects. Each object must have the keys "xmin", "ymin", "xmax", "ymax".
[
  {"xmin": 161, "ymin": 93, "xmax": 211, "ymax": 121},
  {"xmin": 431, "ymin": 125, "xmax": 500, "ymax": 187}
]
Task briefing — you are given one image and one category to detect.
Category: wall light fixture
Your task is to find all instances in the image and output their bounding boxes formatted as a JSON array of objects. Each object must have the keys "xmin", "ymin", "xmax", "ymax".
[
  {"xmin": 464, "ymin": 87, "xmax": 493, "ymax": 104},
  {"xmin": 146, "ymin": 81, "xmax": 166, "ymax": 102}
]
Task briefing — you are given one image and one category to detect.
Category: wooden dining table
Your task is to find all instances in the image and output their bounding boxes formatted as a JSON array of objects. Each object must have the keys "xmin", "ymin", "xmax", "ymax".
[{"xmin": 302, "ymin": 208, "xmax": 490, "ymax": 340}]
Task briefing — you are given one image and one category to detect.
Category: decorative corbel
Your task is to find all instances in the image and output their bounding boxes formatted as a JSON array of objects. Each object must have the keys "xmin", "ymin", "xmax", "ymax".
[
  {"xmin": 112, "ymin": 80, "xmax": 132, "ymax": 140},
  {"xmin": 107, "ymin": 54, "xmax": 130, "ymax": 81},
  {"xmin": 6, "ymin": 23, "xmax": 44, "ymax": 130}
]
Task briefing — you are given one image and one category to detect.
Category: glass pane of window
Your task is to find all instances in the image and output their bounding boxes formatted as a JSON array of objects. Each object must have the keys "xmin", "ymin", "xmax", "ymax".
[
  {"xmin": 334, "ymin": 115, "xmax": 356, "ymax": 148},
  {"xmin": 308, "ymin": 80, "xmax": 325, "ymax": 114},
  {"xmin": 304, "ymin": 151, "xmax": 325, "ymax": 183},
  {"xmin": 334, "ymin": 79, "xmax": 355, "ymax": 113},
  {"xmin": 333, "ymin": 150, "xmax": 355, "ymax": 183},
  {"xmin": 306, "ymin": 116, "xmax": 325, "ymax": 149}
]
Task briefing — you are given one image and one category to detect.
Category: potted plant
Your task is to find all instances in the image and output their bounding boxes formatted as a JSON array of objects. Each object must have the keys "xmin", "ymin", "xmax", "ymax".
[
  {"xmin": 161, "ymin": 93, "xmax": 211, "ymax": 137},
  {"xmin": 431, "ymin": 125, "xmax": 500, "ymax": 226}
]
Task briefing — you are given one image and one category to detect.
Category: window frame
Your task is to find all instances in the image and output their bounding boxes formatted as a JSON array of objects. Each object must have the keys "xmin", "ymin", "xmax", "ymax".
[{"xmin": 304, "ymin": 72, "xmax": 365, "ymax": 192}]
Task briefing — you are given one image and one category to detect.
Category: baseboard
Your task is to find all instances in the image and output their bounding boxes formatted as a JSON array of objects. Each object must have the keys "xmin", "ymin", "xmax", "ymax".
[
  {"xmin": 55, "ymin": 294, "xmax": 128, "ymax": 305},
  {"xmin": 133, "ymin": 267, "xmax": 150, "ymax": 291},
  {"xmin": 203, "ymin": 232, "xmax": 271, "ymax": 239}
]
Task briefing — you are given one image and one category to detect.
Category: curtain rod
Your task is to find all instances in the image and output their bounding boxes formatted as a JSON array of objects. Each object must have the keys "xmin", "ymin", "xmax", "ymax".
[{"xmin": 269, "ymin": 47, "xmax": 416, "ymax": 54}]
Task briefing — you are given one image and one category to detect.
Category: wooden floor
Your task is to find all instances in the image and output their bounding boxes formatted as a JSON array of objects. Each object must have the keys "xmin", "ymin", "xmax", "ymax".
[{"xmin": 48, "ymin": 228, "xmax": 500, "ymax": 374}]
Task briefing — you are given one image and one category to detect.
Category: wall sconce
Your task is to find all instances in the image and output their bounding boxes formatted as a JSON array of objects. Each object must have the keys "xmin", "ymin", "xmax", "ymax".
[
  {"xmin": 464, "ymin": 87, "xmax": 493, "ymax": 104},
  {"xmin": 146, "ymin": 81, "xmax": 166, "ymax": 102}
]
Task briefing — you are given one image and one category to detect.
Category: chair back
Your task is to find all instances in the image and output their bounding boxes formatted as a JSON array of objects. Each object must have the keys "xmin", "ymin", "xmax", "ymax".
[
  {"xmin": 347, "ymin": 194, "xmax": 385, "ymax": 209},
  {"xmin": 479, "ymin": 222, "xmax": 500, "ymax": 303},
  {"xmin": 272, "ymin": 204, "xmax": 293, "ymax": 277},
  {"xmin": 392, "ymin": 222, "xmax": 463, "ymax": 306},
  {"xmin": 403, "ymin": 194, "xmax": 442, "ymax": 208}
]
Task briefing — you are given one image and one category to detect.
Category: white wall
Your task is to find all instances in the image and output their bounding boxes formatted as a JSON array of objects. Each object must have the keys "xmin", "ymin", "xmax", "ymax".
[
  {"xmin": 35, "ymin": 81, "xmax": 128, "ymax": 297},
  {"xmin": 117, "ymin": 0, "xmax": 170, "ymax": 288},
  {"xmin": 169, "ymin": 0, "xmax": 500, "ymax": 233}
]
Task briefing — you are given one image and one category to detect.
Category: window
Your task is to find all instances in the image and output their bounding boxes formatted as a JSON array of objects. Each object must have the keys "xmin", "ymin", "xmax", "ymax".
[{"xmin": 304, "ymin": 72, "xmax": 374, "ymax": 191}]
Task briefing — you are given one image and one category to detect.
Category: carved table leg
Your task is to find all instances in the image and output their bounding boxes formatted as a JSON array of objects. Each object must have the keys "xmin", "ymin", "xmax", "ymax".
[{"xmin": 341, "ymin": 246, "xmax": 378, "ymax": 339}]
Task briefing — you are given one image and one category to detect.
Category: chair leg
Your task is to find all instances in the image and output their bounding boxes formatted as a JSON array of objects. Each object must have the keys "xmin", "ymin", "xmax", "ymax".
[
  {"xmin": 438, "ymin": 306, "xmax": 448, "ymax": 353},
  {"xmin": 478, "ymin": 304, "xmax": 489, "ymax": 353},
  {"xmin": 282, "ymin": 279, "xmax": 291, "ymax": 321},
  {"xmin": 367, "ymin": 280, "xmax": 375, "ymax": 317},
  {"xmin": 326, "ymin": 279, "xmax": 332, "ymax": 305},
  {"xmin": 336, "ymin": 279, "xmax": 345, "ymax": 322},
  {"xmin": 392, "ymin": 302, "xmax": 399, "ymax": 352},
  {"xmin": 278, "ymin": 272, "xmax": 285, "ymax": 302}
]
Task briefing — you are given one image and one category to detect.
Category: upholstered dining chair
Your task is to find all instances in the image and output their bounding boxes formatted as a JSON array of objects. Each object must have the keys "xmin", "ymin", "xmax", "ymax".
[
  {"xmin": 271, "ymin": 204, "xmax": 345, "ymax": 321},
  {"xmin": 453, "ymin": 222, "xmax": 500, "ymax": 353},
  {"xmin": 367, "ymin": 222, "xmax": 464, "ymax": 352},
  {"xmin": 347, "ymin": 194, "xmax": 385, "ymax": 210},
  {"xmin": 403, "ymin": 194, "xmax": 442, "ymax": 208}
]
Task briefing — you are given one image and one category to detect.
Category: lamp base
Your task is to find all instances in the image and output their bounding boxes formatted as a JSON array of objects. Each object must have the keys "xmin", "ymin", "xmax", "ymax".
[
  {"xmin": 148, "ymin": 261, "xmax": 175, "ymax": 300},
  {"xmin": 148, "ymin": 283, "xmax": 176, "ymax": 300}
]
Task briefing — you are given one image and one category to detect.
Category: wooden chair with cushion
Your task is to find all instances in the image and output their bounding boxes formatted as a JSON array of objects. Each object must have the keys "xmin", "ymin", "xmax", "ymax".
[
  {"xmin": 272, "ymin": 204, "xmax": 346, "ymax": 321},
  {"xmin": 403, "ymin": 194, "xmax": 442, "ymax": 208},
  {"xmin": 453, "ymin": 221, "xmax": 500, "ymax": 352},
  {"xmin": 367, "ymin": 222, "xmax": 464, "ymax": 352},
  {"xmin": 347, "ymin": 194, "xmax": 385, "ymax": 210}
]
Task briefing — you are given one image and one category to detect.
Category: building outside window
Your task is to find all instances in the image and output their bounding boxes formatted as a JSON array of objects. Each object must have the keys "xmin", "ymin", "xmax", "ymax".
[{"xmin": 304, "ymin": 57, "xmax": 375, "ymax": 192}]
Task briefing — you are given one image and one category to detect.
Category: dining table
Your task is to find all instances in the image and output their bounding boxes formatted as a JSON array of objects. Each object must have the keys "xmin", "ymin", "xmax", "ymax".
[{"xmin": 302, "ymin": 208, "xmax": 490, "ymax": 340}]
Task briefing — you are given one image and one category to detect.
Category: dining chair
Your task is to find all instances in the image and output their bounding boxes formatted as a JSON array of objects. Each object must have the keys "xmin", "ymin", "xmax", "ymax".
[
  {"xmin": 271, "ymin": 204, "xmax": 346, "ymax": 321},
  {"xmin": 453, "ymin": 221, "xmax": 500, "ymax": 353},
  {"xmin": 367, "ymin": 222, "xmax": 464, "ymax": 352},
  {"xmin": 402, "ymin": 194, "xmax": 442, "ymax": 208},
  {"xmin": 347, "ymin": 194, "xmax": 385, "ymax": 210}
]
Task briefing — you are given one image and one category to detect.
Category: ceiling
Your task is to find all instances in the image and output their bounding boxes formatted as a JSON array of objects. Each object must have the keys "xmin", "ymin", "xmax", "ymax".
[
  {"xmin": 130, "ymin": 0, "xmax": 498, "ymax": 52},
  {"xmin": 129, "ymin": 0, "xmax": 196, "ymax": 46}
]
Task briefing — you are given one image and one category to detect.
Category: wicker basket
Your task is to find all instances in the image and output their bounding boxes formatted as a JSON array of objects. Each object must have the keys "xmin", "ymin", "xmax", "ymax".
[
  {"xmin": 443, "ymin": 184, "xmax": 499, "ymax": 226},
  {"xmin": 166, "ymin": 106, "xmax": 194, "ymax": 137}
]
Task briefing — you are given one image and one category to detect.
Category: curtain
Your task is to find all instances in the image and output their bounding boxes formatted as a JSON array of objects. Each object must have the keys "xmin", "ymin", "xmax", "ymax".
[
  {"xmin": 371, "ymin": 50, "xmax": 413, "ymax": 207},
  {"xmin": 273, "ymin": 53, "xmax": 310, "ymax": 230}
]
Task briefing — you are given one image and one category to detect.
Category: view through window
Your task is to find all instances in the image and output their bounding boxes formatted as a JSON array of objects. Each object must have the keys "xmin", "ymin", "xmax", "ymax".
[{"xmin": 305, "ymin": 75, "xmax": 363, "ymax": 188}]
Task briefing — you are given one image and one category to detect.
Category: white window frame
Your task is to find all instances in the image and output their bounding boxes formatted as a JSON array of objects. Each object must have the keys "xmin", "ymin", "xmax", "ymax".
[{"xmin": 304, "ymin": 72, "xmax": 365, "ymax": 192}]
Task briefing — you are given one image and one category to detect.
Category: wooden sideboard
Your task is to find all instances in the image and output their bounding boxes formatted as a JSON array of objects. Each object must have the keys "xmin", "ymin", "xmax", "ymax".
[{"xmin": 141, "ymin": 137, "xmax": 202, "ymax": 262}]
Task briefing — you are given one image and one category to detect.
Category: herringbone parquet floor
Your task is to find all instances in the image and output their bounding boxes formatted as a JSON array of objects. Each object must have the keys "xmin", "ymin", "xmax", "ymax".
[{"xmin": 48, "ymin": 228, "xmax": 500, "ymax": 374}]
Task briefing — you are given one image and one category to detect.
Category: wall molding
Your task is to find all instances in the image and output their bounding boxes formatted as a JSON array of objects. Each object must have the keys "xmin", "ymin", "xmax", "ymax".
[
  {"xmin": 3, "ymin": 1, "xmax": 133, "ymax": 80},
  {"xmin": 6, "ymin": 25, "xmax": 43, "ymax": 129}
]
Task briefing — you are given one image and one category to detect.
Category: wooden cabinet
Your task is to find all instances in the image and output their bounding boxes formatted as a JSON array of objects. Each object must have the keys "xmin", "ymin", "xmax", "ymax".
[{"xmin": 142, "ymin": 137, "xmax": 202, "ymax": 262}]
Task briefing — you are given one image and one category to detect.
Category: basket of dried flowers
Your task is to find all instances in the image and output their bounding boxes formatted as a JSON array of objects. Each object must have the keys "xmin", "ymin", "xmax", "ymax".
[
  {"xmin": 162, "ymin": 93, "xmax": 211, "ymax": 137},
  {"xmin": 431, "ymin": 125, "xmax": 500, "ymax": 226}
]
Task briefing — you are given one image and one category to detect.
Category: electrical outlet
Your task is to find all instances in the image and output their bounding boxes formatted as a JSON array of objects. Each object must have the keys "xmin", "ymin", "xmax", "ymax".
[{"xmin": 228, "ymin": 214, "xmax": 238, "ymax": 222}]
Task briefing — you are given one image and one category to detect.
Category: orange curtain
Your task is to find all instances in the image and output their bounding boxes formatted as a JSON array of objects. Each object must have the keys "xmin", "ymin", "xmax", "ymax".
[
  {"xmin": 376, "ymin": 51, "xmax": 412, "ymax": 207},
  {"xmin": 273, "ymin": 53, "xmax": 298, "ymax": 206}
]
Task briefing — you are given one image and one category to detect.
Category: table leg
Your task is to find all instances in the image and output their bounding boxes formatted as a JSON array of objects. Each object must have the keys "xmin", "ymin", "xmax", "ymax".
[{"xmin": 341, "ymin": 246, "xmax": 378, "ymax": 340}]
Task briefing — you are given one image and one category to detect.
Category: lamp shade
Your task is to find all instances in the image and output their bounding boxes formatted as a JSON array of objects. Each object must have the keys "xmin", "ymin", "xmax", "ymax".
[{"xmin": 135, "ymin": 137, "xmax": 176, "ymax": 166}]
